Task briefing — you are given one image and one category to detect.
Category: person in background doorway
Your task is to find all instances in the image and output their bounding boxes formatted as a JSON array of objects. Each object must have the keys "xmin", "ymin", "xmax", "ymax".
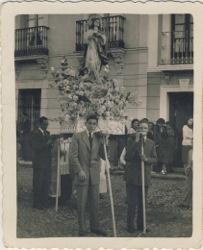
[
  {"xmin": 164, "ymin": 122, "xmax": 175, "ymax": 173},
  {"xmin": 158, "ymin": 121, "xmax": 175, "ymax": 174},
  {"xmin": 182, "ymin": 118, "xmax": 193, "ymax": 168},
  {"xmin": 153, "ymin": 118, "xmax": 166, "ymax": 173}
]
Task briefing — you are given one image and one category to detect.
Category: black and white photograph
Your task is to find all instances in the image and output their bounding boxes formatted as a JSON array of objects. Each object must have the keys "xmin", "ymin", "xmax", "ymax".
[{"xmin": 1, "ymin": 2, "xmax": 203, "ymax": 249}]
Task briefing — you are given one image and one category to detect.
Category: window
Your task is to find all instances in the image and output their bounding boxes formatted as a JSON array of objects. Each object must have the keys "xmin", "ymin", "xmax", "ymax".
[{"xmin": 171, "ymin": 14, "xmax": 193, "ymax": 64}]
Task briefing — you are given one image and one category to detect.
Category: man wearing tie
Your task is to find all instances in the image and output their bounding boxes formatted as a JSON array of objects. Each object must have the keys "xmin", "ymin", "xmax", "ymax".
[
  {"xmin": 125, "ymin": 119, "xmax": 157, "ymax": 233},
  {"xmin": 70, "ymin": 114, "xmax": 107, "ymax": 236},
  {"xmin": 32, "ymin": 116, "xmax": 52, "ymax": 209}
]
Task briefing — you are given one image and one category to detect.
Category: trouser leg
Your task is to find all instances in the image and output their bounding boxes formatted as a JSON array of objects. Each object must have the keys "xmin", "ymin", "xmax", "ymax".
[
  {"xmin": 88, "ymin": 184, "xmax": 100, "ymax": 230},
  {"xmin": 76, "ymin": 185, "xmax": 89, "ymax": 232},
  {"xmin": 33, "ymin": 168, "xmax": 42, "ymax": 207},
  {"xmin": 41, "ymin": 168, "xmax": 50, "ymax": 207},
  {"xmin": 183, "ymin": 171, "xmax": 192, "ymax": 207},
  {"xmin": 61, "ymin": 174, "xmax": 72, "ymax": 202},
  {"xmin": 126, "ymin": 184, "xmax": 137, "ymax": 230}
]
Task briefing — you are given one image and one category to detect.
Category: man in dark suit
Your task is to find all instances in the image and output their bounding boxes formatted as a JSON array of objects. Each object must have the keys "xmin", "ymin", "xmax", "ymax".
[
  {"xmin": 70, "ymin": 114, "xmax": 107, "ymax": 236},
  {"xmin": 125, "ymin": 119, "xmax": 157, "ymax": 233},
  {"xmin": 32, "ymin": 116, "xmax": 52, "ymax": 209}
]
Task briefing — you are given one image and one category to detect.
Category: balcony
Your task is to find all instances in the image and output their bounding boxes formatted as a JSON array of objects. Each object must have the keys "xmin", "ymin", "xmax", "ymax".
[
  {"xmin": 15, "ymin": 26, "xmax": 49, "ymax": 58},
  {"xmin": 160, "ymin": 31, "xmax": 193, "ymax": 66},
  {"xmin": 76, "ymin": 15, "xmax": 125, "ymax": 52}
]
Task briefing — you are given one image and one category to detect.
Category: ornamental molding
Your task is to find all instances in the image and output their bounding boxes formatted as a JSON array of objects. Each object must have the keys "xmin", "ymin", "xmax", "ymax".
[
  {"xmin": 108, "ymin": 48, "xmax": 126, "ymax": 75},
  {"xmin": 36, "ymin": 57, "xmax": 49, "ymax": 71}
]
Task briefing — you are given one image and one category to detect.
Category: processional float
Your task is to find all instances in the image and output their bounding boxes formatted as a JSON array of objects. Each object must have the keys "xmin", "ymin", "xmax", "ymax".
[{"xmin": 50, "ymin": 14, "xmax": 140, "ymax": 236}]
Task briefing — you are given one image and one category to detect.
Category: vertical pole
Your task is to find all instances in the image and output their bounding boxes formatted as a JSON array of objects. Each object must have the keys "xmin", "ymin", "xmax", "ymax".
[
  {"xmin": 55, "ymin": 138, "xmax": 60, "ymax": 212},
  {"xmin": 141, "ymin": 137, "xmax": 147, "ymax": 233},
  {"xmin": 103, "ymin": 140, "xmax": 117, "ymax": 237}
]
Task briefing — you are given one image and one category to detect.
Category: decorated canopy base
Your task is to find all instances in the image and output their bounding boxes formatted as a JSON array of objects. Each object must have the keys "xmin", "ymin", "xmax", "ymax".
[{"xmin": 60, "ymin": 117, "xmax": 126, "ymax": 135}]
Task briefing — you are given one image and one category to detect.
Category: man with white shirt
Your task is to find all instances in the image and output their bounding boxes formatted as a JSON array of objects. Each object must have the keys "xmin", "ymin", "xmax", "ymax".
[
  {"xmin": 32, "ymin": 116, "xmax": 52, "ymax": 209},
  {"xmin": 70, "ymin": 114, "xmax": 107, "ymax": 236},
  {"xmin": 124, "ymin": 119, "xmax": 157, "ymax": 233}
]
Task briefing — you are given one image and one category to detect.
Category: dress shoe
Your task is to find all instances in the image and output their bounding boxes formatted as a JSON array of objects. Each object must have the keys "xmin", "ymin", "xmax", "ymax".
[{"xmin": 91, "ymin": 229, "xmax": 107, "ymax": 236}]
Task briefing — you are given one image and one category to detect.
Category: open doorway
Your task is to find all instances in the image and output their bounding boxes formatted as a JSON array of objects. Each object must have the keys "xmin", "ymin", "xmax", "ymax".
[
  {"xmin": 17, "ymin": 89, "xmax": 41, "ymax": 161},
  {"xmin": 169, "ymin": 92, "xmax": 193, "ymax": 167}
]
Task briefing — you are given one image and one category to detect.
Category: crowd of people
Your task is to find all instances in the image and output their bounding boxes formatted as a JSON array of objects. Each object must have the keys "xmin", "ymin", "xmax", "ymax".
[{"xmin": 24, "ymin": 114, "xmax": 193, "ymax": 236}]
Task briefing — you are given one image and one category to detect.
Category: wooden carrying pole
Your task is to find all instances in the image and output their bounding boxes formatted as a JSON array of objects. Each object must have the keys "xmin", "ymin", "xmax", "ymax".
[
  {"xmin": 55, "ymin": 138, "xmax": 60, "ymax": 212},
  {"xmin": 141, "ymin": 135, "xmax": 147, "ymax": 233},
  {"xmin": 103, "ymin": 139, "xmax": 117, "ymax": 237}
]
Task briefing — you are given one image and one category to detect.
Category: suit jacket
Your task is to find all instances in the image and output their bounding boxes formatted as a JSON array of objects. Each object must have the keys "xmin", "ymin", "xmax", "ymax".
[
  {"xmin": 31, "ymin": 128, "xmax": 52, "ymax": 169},
  {"xmin": 69, "ymin": 130, "xmax": 105, "ymax": 186},
  {"xmin": 125, "ymin": 137, "xmax": 157, "ymax": 186}
]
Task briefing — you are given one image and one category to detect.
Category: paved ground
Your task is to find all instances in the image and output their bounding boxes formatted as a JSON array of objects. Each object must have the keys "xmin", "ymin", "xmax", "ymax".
[{"xmin": 17, "ymin": 165, "xmax": 192, "ymax": 238}]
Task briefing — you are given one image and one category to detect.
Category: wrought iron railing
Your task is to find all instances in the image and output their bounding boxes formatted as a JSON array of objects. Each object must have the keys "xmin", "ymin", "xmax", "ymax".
[
  {"xmin": 76, "ymin": 15, "xmax": 125, "ymax": 51},
  {"xmin": 160, "ymin": 31, "xmax": 193, "ymax": 65},
  {"xmin": 15, "ymin": 26, "xmax": 49, "ymax": 57}
]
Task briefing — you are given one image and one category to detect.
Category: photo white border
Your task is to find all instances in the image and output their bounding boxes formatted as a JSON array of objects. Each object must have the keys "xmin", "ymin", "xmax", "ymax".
[{"xmin": 1, "ymin": 2, "xmax": 203, "ymax": 249}]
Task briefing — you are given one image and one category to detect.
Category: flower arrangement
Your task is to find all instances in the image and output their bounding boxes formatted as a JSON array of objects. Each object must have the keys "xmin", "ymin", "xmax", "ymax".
[{"xmin": 51, "ymin": 57, "xmax": 137, "ymax": 128}]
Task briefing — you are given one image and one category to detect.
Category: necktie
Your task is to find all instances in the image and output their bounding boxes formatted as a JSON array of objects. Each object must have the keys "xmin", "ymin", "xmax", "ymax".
[{"xmin": 89, "ymin": 132, "xmax": 92, "ymax": 149}]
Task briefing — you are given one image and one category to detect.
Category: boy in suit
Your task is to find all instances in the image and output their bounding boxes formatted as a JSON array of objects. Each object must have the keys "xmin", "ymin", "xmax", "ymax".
[
  {"xmin": 70, "ymin": 114, "xmax": 107, "ymax": 236},
  {"xmin": 125, "ymin": 119, "xmax": 157, "ymax": 233}
]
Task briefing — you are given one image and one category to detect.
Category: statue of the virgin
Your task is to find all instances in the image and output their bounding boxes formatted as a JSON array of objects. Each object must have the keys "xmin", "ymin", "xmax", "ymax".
[{"xmin": 84, "ymin": 14, "xmax": 108, "ymax": 83}]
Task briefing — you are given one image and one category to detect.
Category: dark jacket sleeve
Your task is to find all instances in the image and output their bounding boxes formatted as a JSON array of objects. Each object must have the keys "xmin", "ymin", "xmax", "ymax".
[{"xmin": 69, "ymin": 134, "xmax": 82, "ymax": 174}]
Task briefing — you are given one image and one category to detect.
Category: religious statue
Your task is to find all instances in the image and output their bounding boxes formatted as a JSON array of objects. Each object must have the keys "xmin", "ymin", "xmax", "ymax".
[{"xmin": 84, "ymin": 14, "xmax": 108, "ymax": 83}]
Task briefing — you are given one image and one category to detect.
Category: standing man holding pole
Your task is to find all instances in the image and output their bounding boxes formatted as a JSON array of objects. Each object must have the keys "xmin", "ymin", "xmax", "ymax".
[
  {"xmin": 124, "ymin": 119, "xmax": 157, "ymax": 233},
  {"xmin": 70, "ymin": 114, "xmax": 108, "ymax": 237}
]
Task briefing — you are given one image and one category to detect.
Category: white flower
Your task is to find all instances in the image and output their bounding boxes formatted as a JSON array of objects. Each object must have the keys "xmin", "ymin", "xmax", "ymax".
[
  {"xmin": 65, "ymin": 85, "xmax": 70, "ymax": 91},
  {"xmin": 72, "ymin": 102, "xmax": 78, "ymax": 107},
  {"xmin": 79, "ymin": 90, "xmax": 84, "ymax": 96},
  {"xmin": 79, "ymin": 82, "xmax": 85, "ymax": 89},
  {"xmin": 67, "ymin": 94, "xmax": 73, "ymax": 100},
  {"xmin": 104, "ymin": 64, "xmax": 110, "ymax": 73},
  {"xmin": 73, "ymin": 95, "xmax": 78, "ymax": 101},
  {"xmin": 100, "ymin": 105, "xmax": 106, "ymax": 113},
  {"xmin": 65, "ymin": 114, "xmax": 70, "ymax": 122},
  {"xmin": 63, "ymin": 79, "xmax": 70, "ymax": 86}
]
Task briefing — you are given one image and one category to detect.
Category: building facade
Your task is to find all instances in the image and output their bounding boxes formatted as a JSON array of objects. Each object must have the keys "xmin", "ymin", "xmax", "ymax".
[{"xmin": 15, "ymin": 14, "xmax": 193, "ymax": 164}]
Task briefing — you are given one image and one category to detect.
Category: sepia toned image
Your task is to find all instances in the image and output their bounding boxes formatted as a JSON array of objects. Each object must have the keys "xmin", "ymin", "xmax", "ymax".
[
  {"xmin": 1, "ymin": 2, "xmax": 203, "ymax": 249},
  {"xmin": 15, "ymin": 13, "xmax": 193, "ymax": 238}
]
